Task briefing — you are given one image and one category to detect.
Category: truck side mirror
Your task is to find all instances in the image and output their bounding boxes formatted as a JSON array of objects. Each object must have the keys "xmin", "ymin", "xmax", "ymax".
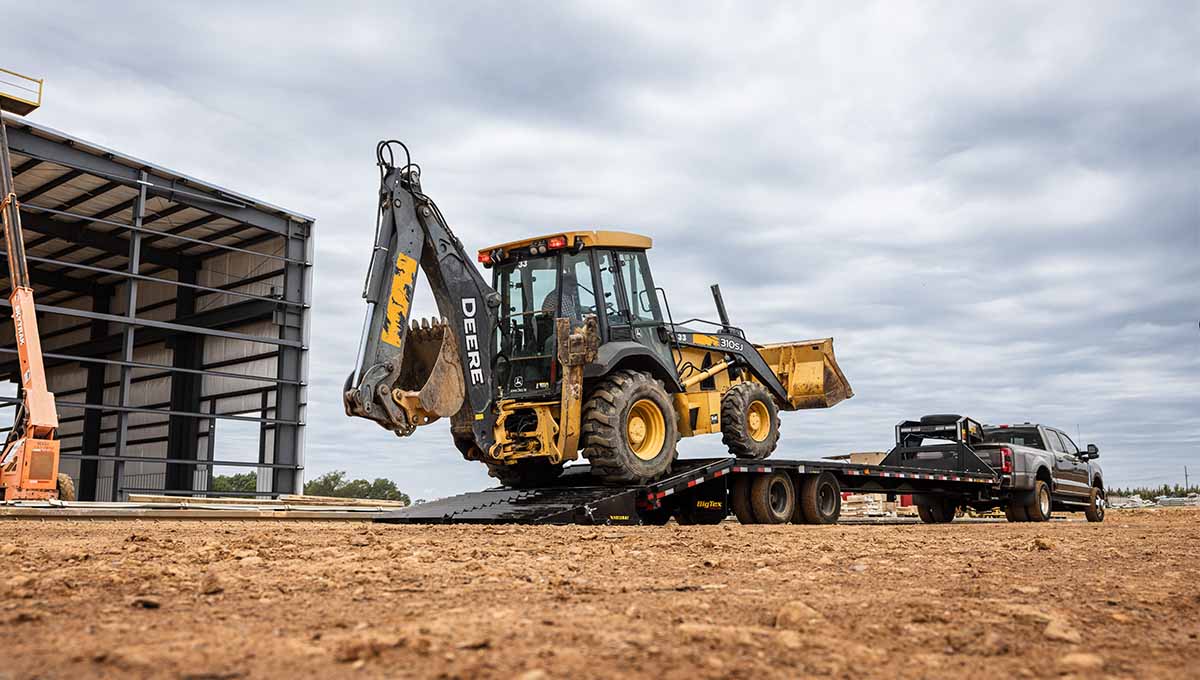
[{"xmin": 1086, "ymin": 444, "xmax": 1099, "ymax": 459}]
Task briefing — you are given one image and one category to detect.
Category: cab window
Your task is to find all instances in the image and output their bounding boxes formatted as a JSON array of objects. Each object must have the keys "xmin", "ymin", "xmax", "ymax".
[
  {"xmin": 1056, "ymin": 431, "xmax": 1080, "ymax": 455},
  {"xmin": 595, "ymin": 251, "xmax": 623, "ymax": 327},
  {"xmin": 1045, "ymin": 430, "xmax": 1068, "ymax": 453},
  {"xmin": 615, "ymin": 251, "xmax": 661, "ymax": 322},
  {"xmin": 559, "ymin": 251, "xmax": 597, "ymax": 323}
]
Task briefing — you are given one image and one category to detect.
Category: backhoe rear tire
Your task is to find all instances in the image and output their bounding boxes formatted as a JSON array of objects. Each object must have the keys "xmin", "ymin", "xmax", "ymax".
[
  {"xmin": 56, "ymin": 473, "xmax": 76, "ymax": 502},
  {"xmin": 721, "ymin": 382, "xmax": 780, "ymax": 459},
  {"xmin": 486, "ymin": 459, "xmax": 564, "ymax": 489},
  {"xmin": 582, "ymin": 370, "xmax": 678, "ymax": 484}
]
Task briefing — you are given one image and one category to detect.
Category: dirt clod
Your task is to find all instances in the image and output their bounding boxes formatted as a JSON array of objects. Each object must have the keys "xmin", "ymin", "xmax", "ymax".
[{"xmin": 199, "ymin": 570, "xmax": 225, "ymax": 595}]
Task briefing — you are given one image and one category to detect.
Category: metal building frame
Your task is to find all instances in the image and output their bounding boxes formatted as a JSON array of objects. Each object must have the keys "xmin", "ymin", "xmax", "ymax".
[{"xmin": 0, "ymin": 113, "xmax": 312, "ymax": 500}]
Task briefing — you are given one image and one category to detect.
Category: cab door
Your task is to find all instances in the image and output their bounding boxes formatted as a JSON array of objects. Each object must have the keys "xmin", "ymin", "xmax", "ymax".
[
  {"xmin": 1046, "ymin": 429, "xmax": 1089, "ymax": 498},
  {"xmin": 598, "ymin": 250, "xmax": 675, "ymax": 373}
]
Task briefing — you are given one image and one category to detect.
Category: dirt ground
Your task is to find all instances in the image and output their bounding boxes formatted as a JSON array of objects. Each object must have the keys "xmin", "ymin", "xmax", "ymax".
[{"xmin": 0, "ymin": 509, "xmax": 1197, "ymax": 680}]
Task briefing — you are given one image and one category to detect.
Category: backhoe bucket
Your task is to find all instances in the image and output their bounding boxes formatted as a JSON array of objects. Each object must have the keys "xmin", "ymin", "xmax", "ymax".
[
  {"xmin": 756, "ymin": 338, "xmax": 853, "ymax": 410},
  {"xmin": 390, "ymin": 319, "xmax": 466, "ymax": 427}
]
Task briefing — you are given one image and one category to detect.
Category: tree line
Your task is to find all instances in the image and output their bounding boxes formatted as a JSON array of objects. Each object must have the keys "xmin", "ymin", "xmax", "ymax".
[
  {"xmin": 211, "ymin": 470, "xmax": 410, "ymax": 505},
  {"xmin": 1108, "ymin": 484, "xmax": 1199, "ymax": 499}
]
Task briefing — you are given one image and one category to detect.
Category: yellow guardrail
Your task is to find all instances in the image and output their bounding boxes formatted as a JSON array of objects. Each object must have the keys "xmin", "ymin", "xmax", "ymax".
[{"xmin": 0, "ymin": 67, "xmax": 43, "ymax": 115}]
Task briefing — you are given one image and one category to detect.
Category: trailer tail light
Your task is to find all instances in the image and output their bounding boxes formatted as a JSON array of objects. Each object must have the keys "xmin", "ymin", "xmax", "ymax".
[
  {"xmin": 546, "ymin": 235, "xmax": 568, "ymax": 250},
  {"xmin": 999, "ymin": 447, "xmax": 1013, "ymax": 474}
]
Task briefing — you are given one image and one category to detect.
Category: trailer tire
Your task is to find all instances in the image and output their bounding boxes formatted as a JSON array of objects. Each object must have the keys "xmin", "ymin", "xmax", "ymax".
[
  {"xmin": 798, "ymin": 472, "xmax": 841, "ymax": 525},
  {"xmin": 1024, "ymin": 481, "xmax": 1052, "ymax": 522},
  {"xmin": 638, "ymin": 505, "xmax": 673, "ymax": 526},
  {"xmin": 486, "ymin": 459, "xmax": 563, "ymax": 488},
  {"xmin": 730, "ymin": 476, "xmax": 756, "ymax": 525},
  {"xmin": 916, "ymin": 497, "xmax": 957, "ymax": 524},
  {"xmin": 55, "ymin": 473, "xmax": 76, "ymax": 502},
  {"xmin": 1005, "ymin": 502, "xmax": 1028, "ymax": 522},
  {"xmin": 582, "ymin": 370, "xmax": 679, "ymax": 484},
  {"xmin": 750, "ymin": 472, "xmax": 795, "ymax": 524},
  {"xmin": 720, "ymin": 382, "xmax": 780, "ymax": 460},
  {"xmin": 1084, "ymin": 487, "xmax": 1105, "ymax": 523}
]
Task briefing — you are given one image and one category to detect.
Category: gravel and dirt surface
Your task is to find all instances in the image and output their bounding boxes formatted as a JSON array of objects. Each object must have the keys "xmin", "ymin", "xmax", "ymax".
[{"xmin": 1, "ymin": 508, "xmax": 1197, "ymax": 679}]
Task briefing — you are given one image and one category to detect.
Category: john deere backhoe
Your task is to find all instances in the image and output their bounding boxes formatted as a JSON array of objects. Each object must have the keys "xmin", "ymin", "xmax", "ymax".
[{"xmin": 345, "ymin": 141, "xmax": 852, "ymax": 487}]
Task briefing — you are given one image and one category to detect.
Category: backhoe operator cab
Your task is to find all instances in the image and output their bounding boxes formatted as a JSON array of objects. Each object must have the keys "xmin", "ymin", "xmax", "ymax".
[{"xmin": 344, "ymin": 141, "xmax": 852, "ymax": 488}]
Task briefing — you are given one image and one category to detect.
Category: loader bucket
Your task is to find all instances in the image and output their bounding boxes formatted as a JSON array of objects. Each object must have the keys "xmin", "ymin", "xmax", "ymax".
[
  {"xmin": 391, "ymin": 318, "xmax": 466, "ymax": 425},
  {"xmin": 756, "ymin": 338, "xmax": 853, "ymax": 410}
]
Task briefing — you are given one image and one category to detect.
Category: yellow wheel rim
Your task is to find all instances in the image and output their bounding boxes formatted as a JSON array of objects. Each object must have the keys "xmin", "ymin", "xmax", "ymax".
[
  {"xmin": 627, "ymin": 399, "xmax": 666, "ymax": 461},
  {"xmin": 748, "ymin": 400, "xmax": 771, "ymax": 442}
]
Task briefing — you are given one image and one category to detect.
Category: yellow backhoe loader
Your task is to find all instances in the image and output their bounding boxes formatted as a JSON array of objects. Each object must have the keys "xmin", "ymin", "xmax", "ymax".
[{"xmin": 345, "ymin": 141, "xmax": 852, "ymax": 487}]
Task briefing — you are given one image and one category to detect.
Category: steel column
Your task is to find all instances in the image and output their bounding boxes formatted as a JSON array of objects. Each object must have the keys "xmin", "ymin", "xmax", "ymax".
[{"xmin": 111, "ymin": 171, "xmax": 147, "ymax": 502}]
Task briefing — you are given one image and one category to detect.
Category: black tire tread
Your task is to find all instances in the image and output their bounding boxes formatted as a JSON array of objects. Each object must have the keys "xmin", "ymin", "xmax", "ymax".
[
  {"xmin": 750, "ymin": 472, "xmax": 795, "ymax": 524},
  {"xmin": 581, "ymin": 370, "xmax": 678, "ymax": 484},
  {"xmin": 720, "ymin": 382, "xmax": 781, "ymax": 459}
]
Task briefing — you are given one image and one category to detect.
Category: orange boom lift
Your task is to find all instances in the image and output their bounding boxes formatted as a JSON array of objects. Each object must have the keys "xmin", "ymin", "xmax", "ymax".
[{"xmin": 0, "ymin": 69, "xmax": 71, "ymax": 501}]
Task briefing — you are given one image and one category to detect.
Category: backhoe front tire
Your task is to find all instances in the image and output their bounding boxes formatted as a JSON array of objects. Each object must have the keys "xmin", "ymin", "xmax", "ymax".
[
  {"xmin": 486, "ymin": 459, "xmax": 564, "ymax": 489},
  {"xmin": 56, "ymin": 473, "xmax": 76, "ymax": 502},
  {"xmin": 582, "ymin": 370, "xmax": 678, "ymax": 484},
  {"xmin": 721, "ymin": 383, "xmax": 781, "ymax": 459}
]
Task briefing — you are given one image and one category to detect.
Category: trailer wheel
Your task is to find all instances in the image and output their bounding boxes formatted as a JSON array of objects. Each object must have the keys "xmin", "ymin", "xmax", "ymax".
[
  {"xmin": 798, "ymin": 472, "xmax": 841, "ymax": 524},
  {"xmin": 1084, "ymin": 487, "xmax": 1105, "ymax": 523},
  {"xmin": 730, "ymin": 476, "xmax": 756, "ymax": 524},
  {"xmin": 750, "ymin": 472, "xmax": 795, "ymax": 524},
  {"xmin": 486, "ymin": 458, "xmax": 564, "ymax": 488},
  {"xmin": 638, "ymin": 505, "xmax": 673, "ymax": 525},
  {"xmin": 1024, "ymin": 481, "xmax": 1052, "ymax": 522},
  {"xmin": 55, "ymin": 473, "xmax": 76, "ymax": 502},
  {"xmin": 916, "ymin": 497, "xmax": 957, "ymax": 524},
  {"xmin": 582, "ymin": 370, "xmax": 679, "ymax": 484},
  {"xmin": 1004, "ymin": 502, "xmax": 1028, "ymax": 522}
]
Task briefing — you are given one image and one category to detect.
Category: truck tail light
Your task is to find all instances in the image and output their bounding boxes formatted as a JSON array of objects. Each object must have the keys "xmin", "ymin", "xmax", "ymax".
[{"xmin": 999, "ymin": 447, "xmax": 1012, "ymax": 474}]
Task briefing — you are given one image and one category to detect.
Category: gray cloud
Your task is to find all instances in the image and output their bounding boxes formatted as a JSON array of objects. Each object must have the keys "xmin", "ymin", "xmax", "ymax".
[{"xmin": 6, "ymin": 1, "xmax": 1196, "ymax": 498}]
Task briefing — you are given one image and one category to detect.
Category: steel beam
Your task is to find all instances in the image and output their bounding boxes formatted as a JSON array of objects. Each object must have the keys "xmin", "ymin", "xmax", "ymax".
[{"xmin": 4, "ymin": 124, "xmax": 297, "ymax": 236}]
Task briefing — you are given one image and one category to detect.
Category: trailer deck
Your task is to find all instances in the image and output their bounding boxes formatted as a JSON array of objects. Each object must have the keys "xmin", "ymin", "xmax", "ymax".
[{"xmin": 376, "ymin": 455, "xmax": 1001, "ymax": 526}]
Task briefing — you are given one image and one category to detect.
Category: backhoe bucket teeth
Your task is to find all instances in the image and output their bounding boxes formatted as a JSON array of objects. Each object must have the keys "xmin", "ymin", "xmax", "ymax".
[{"xmin": 390, "ymin": 318, "xmax": 466, "ymax": 427}]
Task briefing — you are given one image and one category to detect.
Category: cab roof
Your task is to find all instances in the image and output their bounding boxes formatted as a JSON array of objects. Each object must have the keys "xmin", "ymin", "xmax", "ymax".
[{"xmin": 478, "ymin": 230, "xmax": 651, "ymax": 257}]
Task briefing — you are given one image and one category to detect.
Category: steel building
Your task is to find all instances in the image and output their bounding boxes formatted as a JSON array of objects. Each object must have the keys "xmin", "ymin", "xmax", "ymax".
[{"xmin": 0, "ymin": 113, "xmax": 312, "ymax": 500}]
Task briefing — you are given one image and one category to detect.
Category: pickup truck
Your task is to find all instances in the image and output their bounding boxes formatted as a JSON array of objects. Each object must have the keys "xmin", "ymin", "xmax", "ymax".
[
  {"xmin": 883, "ymin": 415, "xmax": 1105, "ymax": 523},
  {"xmin": 978, "ymin": 422, "xmax": 1105, "ymax": 522}
]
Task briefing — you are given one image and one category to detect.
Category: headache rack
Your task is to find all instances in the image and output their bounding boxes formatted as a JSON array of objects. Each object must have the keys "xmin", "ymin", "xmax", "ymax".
[{"xmin": 879, "ymin": 414, "xmax": 996, "ymax": 477}]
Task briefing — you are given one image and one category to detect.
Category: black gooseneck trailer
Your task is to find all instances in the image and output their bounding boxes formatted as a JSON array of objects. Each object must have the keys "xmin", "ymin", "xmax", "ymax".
[{"xmin": 375, "ymin": 426, "xmax": 1004, "ymax": 526}]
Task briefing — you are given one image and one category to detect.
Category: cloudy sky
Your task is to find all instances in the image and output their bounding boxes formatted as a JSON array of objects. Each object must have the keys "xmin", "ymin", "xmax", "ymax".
[{"xmin": 6, "ymin": 2, "xmax": 1197, "ymax": 498}]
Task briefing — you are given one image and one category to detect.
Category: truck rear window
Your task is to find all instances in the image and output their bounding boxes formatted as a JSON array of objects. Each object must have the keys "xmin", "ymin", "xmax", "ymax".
[{"xmin": 984, "ymin": 428, "xmax": 1043, "ymax": 450}]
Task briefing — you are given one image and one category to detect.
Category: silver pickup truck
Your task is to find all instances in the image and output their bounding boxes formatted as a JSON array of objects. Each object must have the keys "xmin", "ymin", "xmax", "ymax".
[
  {"xmin": 885, "ymin": 415, "xmax": 1106, "ymax": 523},
  {"xmin": 977, "ymin": 422, "xmax": 1105, "ymax": 522}
]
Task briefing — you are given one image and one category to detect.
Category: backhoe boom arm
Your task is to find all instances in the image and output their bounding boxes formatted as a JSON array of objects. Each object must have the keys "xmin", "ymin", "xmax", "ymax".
[{"xmin": 344, "ymin": 141, "xmax": 500, "ymax": 456}]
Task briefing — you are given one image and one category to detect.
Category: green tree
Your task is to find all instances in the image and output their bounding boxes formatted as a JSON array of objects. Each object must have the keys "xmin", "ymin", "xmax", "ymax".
[
  {"xmin": 211, "ymin": 472, "xmax": 257, "ymax": 493},
  {"xmin": 303, "ymin": 470, "xmax": 410, "ymax": 504}
]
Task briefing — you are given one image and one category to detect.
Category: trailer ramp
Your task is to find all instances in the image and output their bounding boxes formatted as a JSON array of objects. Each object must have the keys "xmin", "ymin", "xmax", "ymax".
[{"xmin": 375, "ymin": 485, "xmax": 641, "ymax": 525}]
